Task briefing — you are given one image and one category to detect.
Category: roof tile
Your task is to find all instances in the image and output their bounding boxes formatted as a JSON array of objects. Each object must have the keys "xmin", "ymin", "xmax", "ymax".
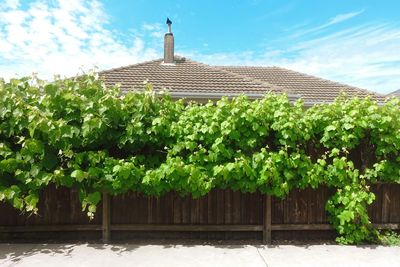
[{"xmin": 219, "ymin": 66, "xmax": 385, "ymax": 102}]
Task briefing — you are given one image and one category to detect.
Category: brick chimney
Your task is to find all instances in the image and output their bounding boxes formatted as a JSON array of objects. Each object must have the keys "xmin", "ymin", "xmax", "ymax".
[{"xmin": 164, "ymin": 17, "xmax": 174, "ymax": 64}]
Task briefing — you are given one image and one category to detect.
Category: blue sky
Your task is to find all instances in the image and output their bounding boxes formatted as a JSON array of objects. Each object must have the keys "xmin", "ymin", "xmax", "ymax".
[{"xmin": 0, "ymin": 0, "xmax": 399, "ymax": 94}]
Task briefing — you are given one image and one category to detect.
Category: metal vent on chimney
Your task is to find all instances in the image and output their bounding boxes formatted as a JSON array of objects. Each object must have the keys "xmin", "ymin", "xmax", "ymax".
[{"xmin": 162, "ymin": 17, "xmax": 175, "ymax": 65}]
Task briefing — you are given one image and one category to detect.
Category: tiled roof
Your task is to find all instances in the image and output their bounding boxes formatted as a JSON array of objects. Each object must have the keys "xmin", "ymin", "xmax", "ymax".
[
  {"xmin": 388, "ymin": 89, "xmax": 400, "ymax": 96},
  {"xmin": 99, "ymin": 56, "xmax": 284, "ymax": 96},
  {"xmin": 219, "ymin": 66, "xmax": 385, "ymax": 103},
  {"xmin": 99, "ymin": 56, "xmax": 385, "ymax": 103}
]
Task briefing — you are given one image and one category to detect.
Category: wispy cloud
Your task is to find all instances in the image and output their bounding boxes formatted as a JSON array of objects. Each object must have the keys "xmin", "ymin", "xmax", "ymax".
[
  {"xmin": 330, "ymin": 10, "xmax": 365, "ymax": 25},
  {"xmin": 254, "ymin": 2, "xmax": 297, "ymax": 22},
  {"xmin": 191, "ymin": 22, "xmax": 400, "ymax": 94},
  {"xmin": 291, "ymin": 10, "xmax": 365, "ymax": 38},
  {"xmin": 0, "ymin": 0, "xmax": 160, "ymax": 80}
]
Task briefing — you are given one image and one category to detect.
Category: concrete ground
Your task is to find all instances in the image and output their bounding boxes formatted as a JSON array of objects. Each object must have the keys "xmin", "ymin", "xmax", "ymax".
[{"xmin": 0, "ymin": 242, "xmax": 399, "ymax": 267}]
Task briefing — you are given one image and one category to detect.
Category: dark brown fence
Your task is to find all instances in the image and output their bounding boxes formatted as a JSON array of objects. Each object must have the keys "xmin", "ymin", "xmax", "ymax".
[{"xmin": 1, "ymin": 184, "xmax": 399, "ymax": 243}]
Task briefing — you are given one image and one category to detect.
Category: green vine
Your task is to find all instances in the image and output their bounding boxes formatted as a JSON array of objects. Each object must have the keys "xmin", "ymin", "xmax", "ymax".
[{"xmin": 0, "ymin": 75, "xmax": 399, "ymax": 244}]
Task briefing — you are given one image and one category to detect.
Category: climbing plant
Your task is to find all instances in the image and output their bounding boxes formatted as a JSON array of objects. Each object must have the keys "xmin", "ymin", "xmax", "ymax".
[{"xmin": 0, "ymin": 74, "xmax": 399, "ymax": 244}]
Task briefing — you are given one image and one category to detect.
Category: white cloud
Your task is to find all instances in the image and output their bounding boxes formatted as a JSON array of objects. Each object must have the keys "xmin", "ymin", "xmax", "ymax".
[
  {"xmin": 0, "ymin": 0, "xmax": 159, "ymax": 80},
  {"xmin": 3, "ymin": 0, "xmax": 20, "ymax": 9},
  {"xmin": 143, "ymin": 23, "xmax": 164, "ymax": 39}
]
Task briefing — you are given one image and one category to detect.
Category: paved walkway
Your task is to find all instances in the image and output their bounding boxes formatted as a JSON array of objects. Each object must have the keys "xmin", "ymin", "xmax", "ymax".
[{"xmin": 0, "ymin": 243, "xmax": 399, "ymax": 267}]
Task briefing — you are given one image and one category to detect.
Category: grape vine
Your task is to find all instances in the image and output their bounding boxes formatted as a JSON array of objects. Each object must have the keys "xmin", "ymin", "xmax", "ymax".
[{"xmin": 0, "ymin": 75, "xmax": 399, "ymax": 244}]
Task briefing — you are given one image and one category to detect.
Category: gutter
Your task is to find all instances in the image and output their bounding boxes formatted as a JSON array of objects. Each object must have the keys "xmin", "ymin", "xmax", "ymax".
[
  {"xmin": 141, "ymin": 90, "xmax": 386, "ymax": 107},
  {"xmin": 168, "ymin": 91, "xmax": 301, "ymax": 102}
]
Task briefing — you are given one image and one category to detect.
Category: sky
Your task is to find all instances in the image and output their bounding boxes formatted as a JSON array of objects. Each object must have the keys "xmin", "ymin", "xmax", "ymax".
[{"xmin": 0, "ymin": 0, "xmax": 399, "ymax": 94}]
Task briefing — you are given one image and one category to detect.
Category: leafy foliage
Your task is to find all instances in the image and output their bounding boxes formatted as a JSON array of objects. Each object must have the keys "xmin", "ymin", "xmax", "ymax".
[
  {"xmin": 379, "ymin": 231, "xmax": 400, "ymax": 246},
  {"xmin": 0, "ymin": 75, "xmax": 399, "ymax": 243}
]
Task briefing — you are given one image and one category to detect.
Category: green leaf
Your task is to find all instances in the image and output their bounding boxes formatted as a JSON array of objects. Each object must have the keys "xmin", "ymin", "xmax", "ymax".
[
  {"xmin": 71, "ymin": 170, "xmax": 86, "ymax": 182},
  {"xmin": 13, "ymin": 197, "xmax": 23, "ymax": 210},
  {"xmin": 44, "ymin": 84, "xmax": 57, "ymax": 96},
  {"xmin": 24, "ymin": 194, "xmax": 39, "ymax": 213},
  {"xmin": 326, "ymin": 125, "xmax": 336, "ymax": 131},
  {"xmin": 87, "ymin": 192, "xmax": 101, "ymax": 205}
]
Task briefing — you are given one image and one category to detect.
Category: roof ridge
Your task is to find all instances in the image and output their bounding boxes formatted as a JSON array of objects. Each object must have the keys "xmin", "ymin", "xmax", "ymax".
[
  {"xmin": 214, "ymin": 65, "xmax": 300, "ymax": 96},
  {"xmin": 222, "ymin": 67, "xmax": 295, "ymax": 94},
  {"xmin": 186, "ymin": 60, "xmax": 291, "ymax": 94}
]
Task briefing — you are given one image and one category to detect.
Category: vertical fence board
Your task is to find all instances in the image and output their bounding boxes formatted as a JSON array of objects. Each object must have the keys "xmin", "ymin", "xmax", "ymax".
[
  {"xmin": 173, "ymin": 193, "xmax": 182, "ymax": 224},
  {"xmin": 232, "ymin": 190, "xmax": 241, "ymax": 224},
  {"xmin": 382, "ymin": 185, "xmax": 390, "ymax": 223},
  {"xmin": 102, "ymin": 192, "xmax": 110, "ymax": 243},
  {"xmin": 216, "ymin": 189, "xmax": 225, "ymax": 225},
  {"xmin": 271, "ymin": 196, "xmax": 283, "ymax": 224},
  {"xmin": 224, "ymin": 190, "xmax": 232, "ymax": 224},
  {"xmin": 263, "ymin": 195, "xmax": 272, "ymax": 244},
  {"xmin": 199, "ymin": 194, "xmax": 208, "ymax": 224},
  {"xmin": 181, "ymin": 195, "xmax": 190, "ymax": 224},
  {"xmin": 389, "ymin": 184, "xmax": 400, "ymax": 222}
]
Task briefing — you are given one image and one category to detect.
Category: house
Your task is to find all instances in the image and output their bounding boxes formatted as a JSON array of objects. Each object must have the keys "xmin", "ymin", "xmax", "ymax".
[{"xmin": 99, "ymin": 19, "xmax": 384, "ymax": 106}]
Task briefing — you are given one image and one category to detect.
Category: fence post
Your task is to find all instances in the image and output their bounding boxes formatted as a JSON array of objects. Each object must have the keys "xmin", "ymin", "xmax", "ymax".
[
  {"xmin": 102, "ymin": 192, "xmax": 111, "ymax": 243},
  {"xmin": 263, "ymin": 194, "xmax": 272, "ymax": 244}
]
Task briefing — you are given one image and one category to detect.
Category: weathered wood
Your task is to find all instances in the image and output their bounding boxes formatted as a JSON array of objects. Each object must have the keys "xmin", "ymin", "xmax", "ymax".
[
  {"xmin": 173, "ymin": 193, "xmax": 182, "ymax": 224},
  {"xmin": 181, "ymin": 195, "xmax": 190, "ymax": 224},
  {"xmin": 190, "ymin": 198, "xmax": 200, "ymax": 224},
  {"xmin": 232, "ymin": 190, "xmax": 241, "ymax": 224},
  {"xmin": 263, "ymin": 195, "xmax": 272, "ymax": 244},
  {"xmin": 217, "ymin": 189, "xmax": 225, "ymax": 224},
  {"xmin": 272, "ymin": 224, "xmax": 333, "ymax": 231},
  {"xmin": 1, "ymin": 223, "xmax": 398, "ymax": 233},
  {"xmin": 102, "ymin": 192, "xmax": 111, "ymax": 243},
  {"xmin": 382, "ymin": 185, "xmax": 390, "ymax": 223},
  {"xmin": 224, "ymin": 190, "xmax": 232, "ymax": 224},
  {"xmin": 110, "ymin": 224, "xmax": 263, "ymax": 232},
  {"xmin": 1, "ymin": 185, "xmax": 400, "ymax": 241},
  {"xmin": 0, "ymin": 225, "xmax": 102, "ymax": 232},
  {"xmin": 390, "ymin": 185, "xmax": 400, "ymax": 222},
  {"xmin": 199, "ymin": 193, "xmax": 208, "ymax": 224}
]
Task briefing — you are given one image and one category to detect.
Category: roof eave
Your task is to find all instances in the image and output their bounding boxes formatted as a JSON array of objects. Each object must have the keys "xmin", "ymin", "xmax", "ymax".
[{"xmin": 169, "ymin": 91, "xmax": 301, "ymax": 102}]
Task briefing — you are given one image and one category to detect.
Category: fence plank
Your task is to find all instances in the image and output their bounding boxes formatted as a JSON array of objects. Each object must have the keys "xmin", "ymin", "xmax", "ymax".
[
  {"xmin": 102, "ymin": 192, "xmax": 111, "ymax": 243},
  {"xmin": 232, "ymin": 190, "xmax": 241, "ymax": 224},
  {"xmin": 390, "ymin": 185, "xmax": 400, "ymax": 222},
  {"xmin": 263, "ymin": 195, "xmax": 272, "ymax": 244},
  {"xmin": 382, "ymin": 185, "xmax": 390, "ymax": 223}
]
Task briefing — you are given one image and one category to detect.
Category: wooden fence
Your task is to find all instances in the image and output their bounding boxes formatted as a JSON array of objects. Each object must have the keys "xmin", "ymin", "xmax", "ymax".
[{"xmin": 0, "ymin": 184, "xmax": 399, "ymax": 243}]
